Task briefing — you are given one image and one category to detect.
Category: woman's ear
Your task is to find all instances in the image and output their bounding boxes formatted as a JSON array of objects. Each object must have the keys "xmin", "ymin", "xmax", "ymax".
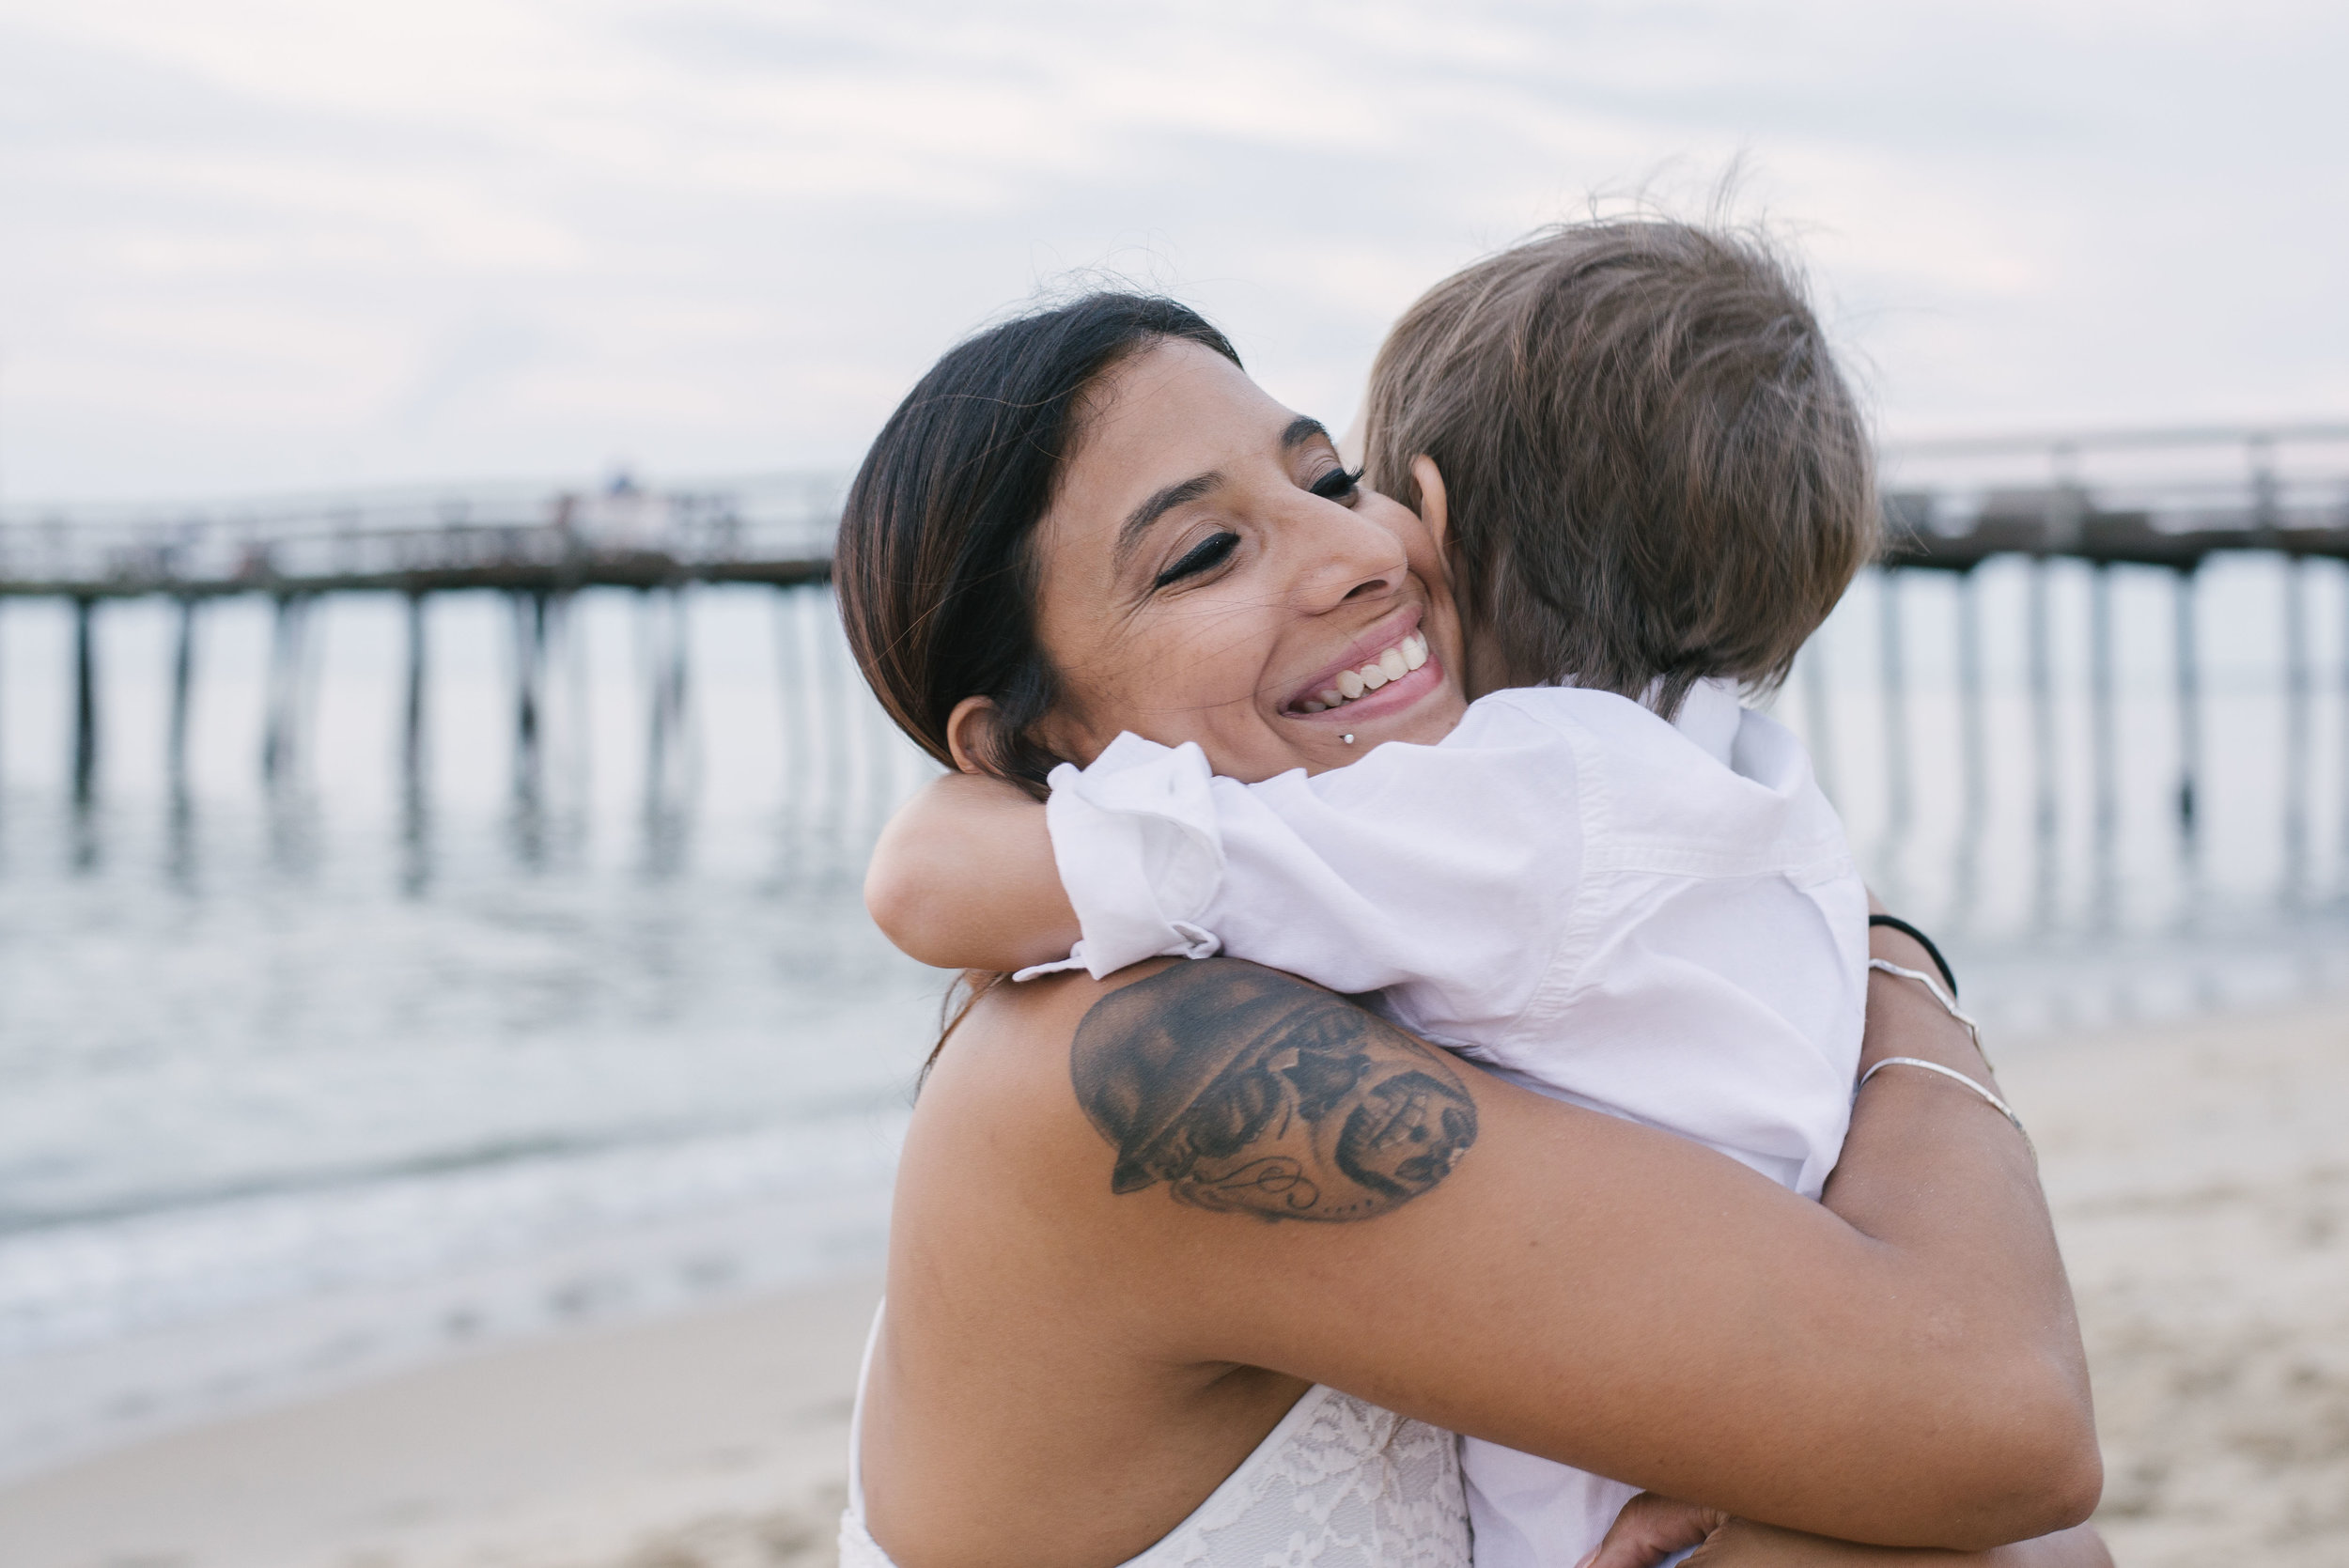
[
  {"xmin": 944, "ymin": 695, "xmax": 1001, "ymax": 775},
  {"xmin": 1409, "ymin": 455, "xmax": 1451, "ymax": 552}
]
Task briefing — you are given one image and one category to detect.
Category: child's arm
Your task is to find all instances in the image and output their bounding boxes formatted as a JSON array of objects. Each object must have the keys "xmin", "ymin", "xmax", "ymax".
[
  {"xmin": 1047, "ymin": 718, "xmax": 1586, "ymax": 1031},
  {"xmin": 864, "ymin": 771, "xmax": 1079, "ymax": 973},
  {"xmin": 1585, "ymin": 1494, "xmax": 2111, "ymax": 1568}
]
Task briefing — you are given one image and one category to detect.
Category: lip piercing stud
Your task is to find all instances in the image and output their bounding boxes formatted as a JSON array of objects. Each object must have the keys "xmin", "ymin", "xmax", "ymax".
[{"xmin": 1342, "ymin": 734, "xmax": 1355, "ymax": 744}]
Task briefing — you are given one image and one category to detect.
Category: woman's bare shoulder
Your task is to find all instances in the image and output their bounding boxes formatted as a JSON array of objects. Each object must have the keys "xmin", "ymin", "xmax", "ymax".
[
  {"xmin": 901, "ymin": 964, "xmax": 1169, "ymax": 1212},
  {"xmin": 923, "ymin": 963, "xmax": 1160, "ymax": 1114}
]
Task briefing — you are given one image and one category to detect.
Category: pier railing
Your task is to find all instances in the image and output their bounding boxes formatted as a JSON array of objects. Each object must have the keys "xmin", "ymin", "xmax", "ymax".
[
  {"xmin": 1878, "ymin": 422, "xmax": 2349, "ymax": 568},
  {"xmin": 0, "ymin": 473, "xmax": 843, "ymax": 599}
]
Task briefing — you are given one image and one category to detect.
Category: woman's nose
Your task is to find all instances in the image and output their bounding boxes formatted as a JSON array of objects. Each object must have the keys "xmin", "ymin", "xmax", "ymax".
[{"xmin": 1290, "ymin": 497, "xmax": 1408, "ymax": 611}]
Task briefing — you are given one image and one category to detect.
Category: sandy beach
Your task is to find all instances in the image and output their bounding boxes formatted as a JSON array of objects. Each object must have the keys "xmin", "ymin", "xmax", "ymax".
[
  {"xmin": 2014, "ymin": 1001, "xmax": 2349, "ymax": 1566},
  {"xmin": 2, "ymin": 1000, "xmax": 2343, "ymax": 1568},
  {"xmin": 0, "ymin": 1271, "xmax": 880, "ymax": 1568}
]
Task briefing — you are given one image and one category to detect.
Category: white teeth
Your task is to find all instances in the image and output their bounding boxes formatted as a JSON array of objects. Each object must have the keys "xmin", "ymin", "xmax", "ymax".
[{"xmin": 1302, "ymin": 632, "xmax": 1431, "ymax": 714}]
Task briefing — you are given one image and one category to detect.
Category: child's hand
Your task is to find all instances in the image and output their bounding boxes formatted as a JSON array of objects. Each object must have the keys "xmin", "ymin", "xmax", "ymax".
[
  {"xmin": 1579, "ymin": 1492, "xmax": 1728, "ymax": 1568},
  {"xmin": 865, "ymin": 771, "xmax": 1080, "ymax": 973}
]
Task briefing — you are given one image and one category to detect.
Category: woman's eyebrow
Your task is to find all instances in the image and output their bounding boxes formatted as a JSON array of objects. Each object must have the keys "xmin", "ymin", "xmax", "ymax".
[
  {"xmin": 1115, "ymin": 472, "xmax": 1220, "ymax": 567},
  {"xmin": 1281, "ymin": 415, "xmax": 1331, "ymax": 451}
]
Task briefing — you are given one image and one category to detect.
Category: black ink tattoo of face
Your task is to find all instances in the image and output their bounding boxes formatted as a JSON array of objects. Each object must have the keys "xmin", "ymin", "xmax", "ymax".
[{"xmin": 1070, "ymin": 960, "xmax": 1478, "ymax": 1222}]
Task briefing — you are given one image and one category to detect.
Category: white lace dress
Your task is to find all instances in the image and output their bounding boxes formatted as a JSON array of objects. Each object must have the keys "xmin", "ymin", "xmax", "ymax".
[{"xmin": 837, "ymin": 1312, "xmax": 1471, "ymax": 1567}]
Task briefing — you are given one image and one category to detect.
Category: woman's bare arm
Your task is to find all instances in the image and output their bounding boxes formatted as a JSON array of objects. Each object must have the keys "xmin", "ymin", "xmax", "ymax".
[
  {"xmin": 1804, "ymin": 923, "xmax": 2096, "ymax": 1543},
  {"xmin": 864, "ymin": 771, "xmax": 1077, "ymax": 972},
  {"xmin": 915, "ymin": 939, "xmax": 2097, "ymax": 1551}
]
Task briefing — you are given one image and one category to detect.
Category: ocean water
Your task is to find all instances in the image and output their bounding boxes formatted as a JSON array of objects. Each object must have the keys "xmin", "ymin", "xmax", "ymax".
[
  {"xmin": 6, "ymin": 551, "xmax": 2349, "ymax": 1483},
  {"xmin": 0, "ymin": 583, "xmax": 947, "ymax": 1481}
]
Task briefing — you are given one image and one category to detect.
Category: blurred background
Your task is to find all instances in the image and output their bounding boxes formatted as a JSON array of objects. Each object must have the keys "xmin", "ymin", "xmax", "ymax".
[{"xmin": 1, "ymin": 4, "xmax": 2345, "ymax": 1566}]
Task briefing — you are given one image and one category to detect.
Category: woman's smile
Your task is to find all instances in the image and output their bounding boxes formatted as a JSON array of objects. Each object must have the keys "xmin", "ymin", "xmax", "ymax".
[{"xmin": 1279, "ymin": 606, "xmax": 1442, "ymax": 723}]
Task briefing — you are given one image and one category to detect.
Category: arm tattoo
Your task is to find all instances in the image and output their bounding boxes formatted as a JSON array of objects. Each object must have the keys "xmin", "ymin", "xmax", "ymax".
[{"xmin": 1070, "ymin": 959, "xmax": 1478, "ymax": 1222}]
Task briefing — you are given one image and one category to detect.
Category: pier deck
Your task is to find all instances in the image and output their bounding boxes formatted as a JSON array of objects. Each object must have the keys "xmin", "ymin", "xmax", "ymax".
[{"xmin": 0, "ymin": 551, "xmax": 832, "ymax": 601}]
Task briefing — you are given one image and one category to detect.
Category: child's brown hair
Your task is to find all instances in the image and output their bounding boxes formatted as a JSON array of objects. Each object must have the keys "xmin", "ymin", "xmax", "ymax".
[{"xmin": 1360, "ymin": 218, "xmax": 1877, "ymax": 717}]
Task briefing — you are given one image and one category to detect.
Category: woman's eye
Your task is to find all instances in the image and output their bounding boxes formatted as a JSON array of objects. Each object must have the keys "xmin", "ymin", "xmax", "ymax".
[
  {"xmin": 1309, "ymin": 466, "xmax": 1362, "ymax": 502},
  {"xmin": 1153, "ymin": 531, "xmax": 1240, "ymax": 589}
]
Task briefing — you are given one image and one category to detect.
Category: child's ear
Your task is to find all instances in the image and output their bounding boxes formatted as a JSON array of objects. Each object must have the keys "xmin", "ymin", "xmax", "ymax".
[
  {"xmin": 1409, "ymin": 456, "xmax": 1451, "ymax": 552},
  {"xmin": 944, "ymin": 695, "xmax": 1003, "ymax": 775}
]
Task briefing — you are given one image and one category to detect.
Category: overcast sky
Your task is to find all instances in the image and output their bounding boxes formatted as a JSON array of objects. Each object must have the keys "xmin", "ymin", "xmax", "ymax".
[{"xmin": 2, "ymin": 0, "xmax": 2344, "ymax": 505}]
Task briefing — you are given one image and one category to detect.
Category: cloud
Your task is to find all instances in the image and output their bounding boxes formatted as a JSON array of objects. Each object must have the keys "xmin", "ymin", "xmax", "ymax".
[{"xmin": 0, "ymin": 0, "xmax": 2342, "ymax": 500}]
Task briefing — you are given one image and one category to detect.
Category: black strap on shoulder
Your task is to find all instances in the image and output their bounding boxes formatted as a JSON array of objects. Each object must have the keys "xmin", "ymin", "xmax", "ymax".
[{"xmin": 1868, "ymin": 914, "xmax": 1958, "ymax": 999}]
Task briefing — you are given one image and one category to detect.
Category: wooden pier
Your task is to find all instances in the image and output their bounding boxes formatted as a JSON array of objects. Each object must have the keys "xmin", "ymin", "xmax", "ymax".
[
  {"xmin": 5, "ymin": 430, "xmax": 2349, "ymax": 926},
  {"xmin": 0, "ymin": 474, "xmax": 844, "ymax": 810},
  {"xmin": 1869, "ymin": 423, "xmax": 2349, "ymax": 924}
]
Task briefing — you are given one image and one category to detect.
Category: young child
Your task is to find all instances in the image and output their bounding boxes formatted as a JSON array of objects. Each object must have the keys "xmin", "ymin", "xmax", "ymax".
[{"xmin": 867, "ymin": 219, "xmax": 1880, "ymax": 1567}]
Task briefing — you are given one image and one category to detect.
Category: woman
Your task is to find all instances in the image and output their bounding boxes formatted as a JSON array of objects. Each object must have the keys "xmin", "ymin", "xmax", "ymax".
[{"xmin": 833, "ymin": 293, "xmax": 2106, "ymax": 1567}]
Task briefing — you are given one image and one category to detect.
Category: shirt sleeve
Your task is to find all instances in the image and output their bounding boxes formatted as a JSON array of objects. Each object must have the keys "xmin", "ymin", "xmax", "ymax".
[
  {"xmin": 1035, "ymin": 705, "xmax": 1587, "ymax": 1037},
  {"xmin": 1023, "ymin": 732, "xmax": 1229, "ymax": 982}
]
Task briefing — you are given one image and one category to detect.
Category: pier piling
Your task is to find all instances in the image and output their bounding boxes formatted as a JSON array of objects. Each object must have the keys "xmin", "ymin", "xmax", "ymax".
[
  {"xmin": 776, "ymin": 589, "xmax": 811, "ymax": 819},
  {"xmin": 2089, "ymin": 564, "xmax": 2119, "ymax": 927},
  {"xmin": 167, "ymin": 597, "xmax": 196, "ymax": 797},
  {"xmin": 2172, "ymin": 567, "xmax": 2203, "ymax": 906},
  {"xmin": 2341, "ymin": 569, "xmax": 2349, "ymax": 896},
  {"xmin": 1952, "ymin": 569, "xmax": 1988, "ymax": 923},
  {"xmin": 260, "ymin": 594, "xmax": 314, "ymax": 791},
  {"xmin": 510, "ymin": 590, "xmax": 548, "ymax": 811},
  {"xmin": 1875, "ymin": 569, "xmax": 1911, "ymax": 900},
  {"xmin": 642, "ymin": 585, "xmax": 692, "ymax": 839},
  {"xmin": 72, "ymin": 598, "xmax": 97, "ymax": 806},
  {"xmin": 2283, "ymin": 556, "xmax": 2311, "ymax": 906},
  {"xmin": 2028, "ymin": 560, "xmax": 2061, "ymax": 928},
  {"xmin": 401, "ymin": 593, "xmax": 428, "ymax": 799},
  {"xmin": 819, "ymin": 586, "xmax": 855, "ymax": 831}
]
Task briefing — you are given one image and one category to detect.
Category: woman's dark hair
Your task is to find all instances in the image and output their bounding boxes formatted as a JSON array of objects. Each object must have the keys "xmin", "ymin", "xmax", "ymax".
[{"xmin": 835, "ymin": 292, "xmax": 1241, "ymax": 794}]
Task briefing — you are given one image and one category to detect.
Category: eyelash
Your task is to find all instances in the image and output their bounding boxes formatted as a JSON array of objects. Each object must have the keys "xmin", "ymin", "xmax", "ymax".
[
  {"xmin": 1310, "ymin": 466, "xmax": 1362, "ymax": 502},
  {"xmin": 1153, "ymin": 531, "xmax": 1239, "ymax": 589}
]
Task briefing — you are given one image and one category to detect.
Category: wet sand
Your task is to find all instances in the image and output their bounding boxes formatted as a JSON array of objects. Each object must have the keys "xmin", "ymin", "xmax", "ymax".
[{"xmin": 1, "ymin": 1001, "xmax": 2342, "ymax": 1567}]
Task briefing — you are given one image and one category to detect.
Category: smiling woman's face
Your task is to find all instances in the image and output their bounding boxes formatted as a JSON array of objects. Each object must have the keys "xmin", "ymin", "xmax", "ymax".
[{"xmin": 1020, "ymin": 338, "xmax": 1468, "ymax": 784}]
